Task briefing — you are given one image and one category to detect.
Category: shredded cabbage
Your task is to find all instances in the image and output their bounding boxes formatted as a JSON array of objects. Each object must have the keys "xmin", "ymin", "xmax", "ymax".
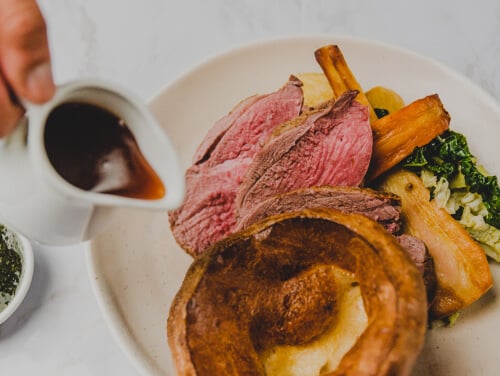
[
  {"xmin": 402, "ymin": 130, "xmax": 500, "ymax": 228},
  {"xmin": 422, "ymin": 170, "xmax": 500, "ymax": 261}
]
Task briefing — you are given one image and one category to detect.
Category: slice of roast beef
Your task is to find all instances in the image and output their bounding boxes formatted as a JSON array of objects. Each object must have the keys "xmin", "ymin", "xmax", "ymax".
[
  {"xmin": 236, "ymin": 90, "xmax": 373, "ymax": 219},
  {"xmin": 169, "ymin": 158, "xmax": 251, "ymax": 255},
  {"xmin": 192, "ymin": 94, "xmax": 264, "ymax": 165},
  {"xmin": 236, "ymin": 185, "xmax": 402, "ymax": 234},
  {"xmin": 169, "ymin": 79, "xmax": 304, "ymax": 256},
  {"xmin": 203, "ymin": 79, "xmax": 304, "ymax": 167},
  {"xmin": 396, "ymin": 234, "xmax": 427, "ymax": 273},
  {"xmin": 396, "ymin": 234, "xmax": 437, "ymax": 303}
]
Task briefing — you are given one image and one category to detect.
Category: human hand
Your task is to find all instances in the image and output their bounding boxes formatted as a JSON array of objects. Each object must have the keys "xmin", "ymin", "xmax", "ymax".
[{"xmin": 0, "ymin": 0, "xmax": 55, "ymax": 137}]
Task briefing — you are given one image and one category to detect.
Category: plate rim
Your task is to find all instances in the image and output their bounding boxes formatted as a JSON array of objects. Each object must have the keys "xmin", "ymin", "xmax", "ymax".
[
  {"xmin": 148, "ymin": 33, "xmax": 500, "ymax": 117},
  {"xmin": 85, "ymin": 243, "xmax": 155, "ymax": 376}
]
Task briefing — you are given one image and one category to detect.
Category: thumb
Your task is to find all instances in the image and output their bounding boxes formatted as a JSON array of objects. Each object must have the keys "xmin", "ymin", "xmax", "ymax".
[{"xmin": 0, "ymin": 0, "xmax": 55, "ymax": 104}]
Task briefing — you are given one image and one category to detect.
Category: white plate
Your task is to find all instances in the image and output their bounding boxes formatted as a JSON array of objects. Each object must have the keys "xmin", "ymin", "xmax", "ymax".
[{"xmin": 86, "ymin": 35, "xmax": 500, "ymax": 376}]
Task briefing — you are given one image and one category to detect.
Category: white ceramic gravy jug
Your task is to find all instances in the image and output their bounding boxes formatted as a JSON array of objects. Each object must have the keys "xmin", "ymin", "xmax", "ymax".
[{"xmin": 0, "ymin": 79, "xmax": 184, "ymax": 245}]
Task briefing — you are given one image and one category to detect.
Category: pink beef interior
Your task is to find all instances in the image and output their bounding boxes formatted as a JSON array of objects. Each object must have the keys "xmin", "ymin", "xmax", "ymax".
[
  {"xmin": 206, "ymin": 81, "xmax": 304, "ymax": 166},
  {"xmin": 169, "ymin": 158, "xmax": 251, "ymax": 255},
  {"xmin": 169, "ymin": 80, "xmax": 304, "ymax": 256},
  {"xmin": 236, "ymin": 91, "xmax": 372, "ymax": 218},
  {"xmin": 192, "ymin": 95, "xmax": 264, "ymax": 165}
]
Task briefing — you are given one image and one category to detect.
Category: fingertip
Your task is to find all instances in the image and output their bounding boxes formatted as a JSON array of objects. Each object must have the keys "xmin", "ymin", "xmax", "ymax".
[
  {"xmin": 0, "ymin": 0, "xmax": 55, "ymax": 104},
  {"xmin": 0, "ymin": 104, "xmax": 23, "ymax": 138},
  {"xmin": 25, "ymin": 61, "xmax": 55, "ymax": 103},
  {"xmin": 0, "ymin": 118, "xmax": 20, "ymax": 138}
]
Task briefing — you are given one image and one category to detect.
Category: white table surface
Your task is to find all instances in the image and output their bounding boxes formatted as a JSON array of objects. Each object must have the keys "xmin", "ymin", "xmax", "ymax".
[{"xmin": 1, "ymin": 0, "xmax": 500, "ymax": 374}]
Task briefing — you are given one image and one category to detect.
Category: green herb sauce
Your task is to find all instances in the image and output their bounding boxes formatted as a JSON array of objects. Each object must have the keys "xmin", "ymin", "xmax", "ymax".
[{"xmin": 0, "ymin": 225, "xmax": 22, "ymax": 311}]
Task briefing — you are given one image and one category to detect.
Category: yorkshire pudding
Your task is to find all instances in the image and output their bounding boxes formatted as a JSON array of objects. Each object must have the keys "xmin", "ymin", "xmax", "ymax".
[{"xmin": 167, "ymin": 208, "xmax": 427, "ymax": 376}]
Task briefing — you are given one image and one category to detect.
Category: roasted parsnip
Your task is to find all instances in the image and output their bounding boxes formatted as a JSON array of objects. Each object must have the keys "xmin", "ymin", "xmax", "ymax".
[
  {"xmin": 367, "ymin": 94, "xmax": 450, "ymax": 182},
  {"xmin": 315, "ymin": 45, "xmax": 378, "ymax": 124},
  {"xmin": 377, "ymin": 169, "xmax": 493, "ymax": 318}
]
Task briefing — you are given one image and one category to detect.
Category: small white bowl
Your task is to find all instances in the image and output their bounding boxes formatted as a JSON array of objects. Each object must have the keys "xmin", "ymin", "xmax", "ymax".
[{"xmin": 0, "ymin": 230, "xmax": 34, "ymax": 325}]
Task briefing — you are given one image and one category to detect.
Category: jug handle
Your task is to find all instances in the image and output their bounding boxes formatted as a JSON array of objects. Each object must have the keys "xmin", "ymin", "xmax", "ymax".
[{"xmin": 0, "ymin": 115, "xmax": 28, "ymax": 149}]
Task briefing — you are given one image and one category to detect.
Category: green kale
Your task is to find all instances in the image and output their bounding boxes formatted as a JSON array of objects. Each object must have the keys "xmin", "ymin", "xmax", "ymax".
[
  {"xmin": 401, "ymin": 130, "xmax": 500, "ymax": 228},
  {"xmin": 374, "ymin": 108, "xmax": 390, "ymax": 119}
]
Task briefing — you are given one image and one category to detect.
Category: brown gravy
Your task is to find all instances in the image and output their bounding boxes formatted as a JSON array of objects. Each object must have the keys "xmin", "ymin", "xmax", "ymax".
[{"xmin": 44, "ymin": 102, "xmax": 165, "ymax": 200}]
